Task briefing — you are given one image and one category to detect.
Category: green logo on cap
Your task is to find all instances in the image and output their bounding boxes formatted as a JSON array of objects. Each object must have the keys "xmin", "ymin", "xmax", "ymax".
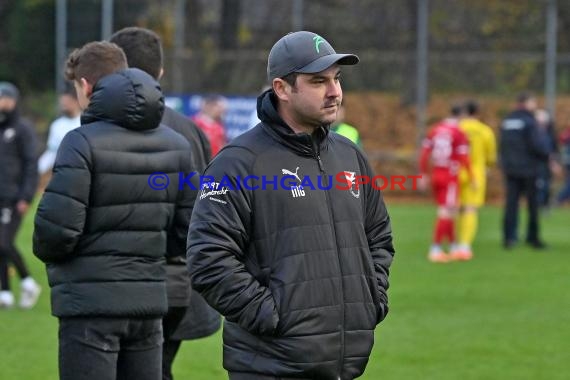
[{"xmin": 313, "ymin": 35, "xmax": 325, "ymax": 53}]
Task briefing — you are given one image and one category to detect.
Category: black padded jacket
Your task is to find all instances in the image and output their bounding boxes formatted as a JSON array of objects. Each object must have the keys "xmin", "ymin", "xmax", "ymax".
[
  {"xmin": 33, "ymin": 68, "xmax": 196, "ymax": 318},
  {"xmin": 499, "ymin": 108, "xmax": 550, "ymax": 177},
  {"xmin": 187, "ymin": 90, "xmax": 395, "ymax": 379}
]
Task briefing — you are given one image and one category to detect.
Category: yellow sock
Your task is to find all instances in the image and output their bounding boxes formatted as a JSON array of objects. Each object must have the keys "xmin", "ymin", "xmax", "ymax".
[{"xmin": 458, "ymin": 210, "xmax": 478, "ymax": 246}]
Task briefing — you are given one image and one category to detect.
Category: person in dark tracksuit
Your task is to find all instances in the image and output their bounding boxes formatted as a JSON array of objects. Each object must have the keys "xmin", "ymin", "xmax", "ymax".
[
  {"xmin": 187, "ymin": 31, "xmax": 395, "ymax": 380},
  {"xmin": 33, "ymin": 41, "xmax": 196, "ymax": 380},
  {"xmin": 499, "ymin": 92, "xmax": 550, "ymax": 249},
  {"xmin": 0, "ymin": 82, "xmax": 42, "ymax": 309},
  {"xmin": 534, "ymin": 109, "xmax": 559, "ymax": 210},
  {"xmin": 557, "ymin": 126, "xmax": 570, "ymax": 204},
  {"xmin": 110, "ymin": 27, "xmax": 221, "ymax": 380}
]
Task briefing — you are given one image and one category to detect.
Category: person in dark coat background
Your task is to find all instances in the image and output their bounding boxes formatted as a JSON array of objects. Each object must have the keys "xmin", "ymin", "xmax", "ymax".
[
  {"xmin": 0, "ymin": 81, "xmax": 42, "ymax": 309},
  {"xmin": 534, "ymin": 108, "xmax": 559, "ymax": 210},
  {"xmin": 110, "ymin": 26, "xmax": 221, "ymax": 380},
  {"xmin": 33, "ymin": 41, "xmax": 196, "ymax": 380},
  {"xmin": 499, "ymin": 92, "xmax": 550, "ymax": 249},
  {"xmin": 556, "ymin": 125, "xmax": 570, "ymax": 204}
]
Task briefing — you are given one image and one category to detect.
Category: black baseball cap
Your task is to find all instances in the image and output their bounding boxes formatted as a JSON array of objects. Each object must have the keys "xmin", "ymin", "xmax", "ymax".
[
  {"xmin": 0, "ymin": 82, "xmax": 19, "ymax": 100},
  {"xmin": 267, "ymin": 31, "xmax": 359, "ymax": 81}
]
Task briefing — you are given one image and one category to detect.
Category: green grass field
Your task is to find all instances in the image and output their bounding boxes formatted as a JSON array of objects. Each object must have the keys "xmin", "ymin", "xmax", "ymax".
[{"xmin": 1, "ymin": 203, "xmax": 569, "ymax": 379}]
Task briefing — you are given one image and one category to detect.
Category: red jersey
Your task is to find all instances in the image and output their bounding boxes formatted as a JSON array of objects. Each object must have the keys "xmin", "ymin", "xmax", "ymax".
[
  {"xmin": 419, "ymin": 118, "xmax": 470, "ymax": 178},
  {"xmin": 419, "ymin": 118, "xmax": 472, "ymax": 207},
  {"xmin": 192, "ymin": 114, "xmax": 227, "ymax": 156}
]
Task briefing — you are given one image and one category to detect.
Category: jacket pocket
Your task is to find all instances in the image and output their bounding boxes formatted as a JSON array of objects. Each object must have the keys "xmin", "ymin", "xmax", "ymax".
[
  {"xmin": 375, "ymin": 290, "xmax": 389, "ymax": 323},
  {"xmin": 267, "ymin": 273, "xmax": 285, "ymax": 337},
  {"xmin": 256, "ymin": 267, "xmax": 283, "ymax": 337},
  {"xmin": 363, "ymin": 251, "xmax": 388, "ymax": 323}
]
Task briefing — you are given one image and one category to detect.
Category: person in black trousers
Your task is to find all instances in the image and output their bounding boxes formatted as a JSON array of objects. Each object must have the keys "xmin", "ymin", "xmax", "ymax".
[
  {"xmin": 0, "ymin": 82, "xmax": 42, "ymax": 309},
  {"xmin": 499, "ymin": 92, "xmax": 550, "ymax": 249},
  {"xmin": 110, "ymin": 27, "xmax": 221, "ymax": 380},
  {"xmin": 33, "ymin": 41, "xmax": 196, "ymax": 380}
]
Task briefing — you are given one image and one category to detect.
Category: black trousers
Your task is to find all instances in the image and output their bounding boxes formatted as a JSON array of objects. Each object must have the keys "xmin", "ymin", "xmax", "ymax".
[
  {"xmin": 503, "ymin": 175, "xmax": 540, "ymax": 243},
  {"xmin": 59, "ymin": 317, "xmax": 163, "ymax": 380},
  {"xmin": 162, "ymin": 307, "xmax": 186, "ymax": 380},
  {"xmin": 0, "ymin": 204, "xmax": 29, "ymax": 291}
]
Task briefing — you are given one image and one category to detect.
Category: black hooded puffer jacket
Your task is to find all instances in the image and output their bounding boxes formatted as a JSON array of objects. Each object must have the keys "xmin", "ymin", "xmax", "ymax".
[
  {"xmin": 188, "ymin": 90, "xmax": 395, "ymax": 379},
  {"xmin": 33, "ymin": 68, "xmax": 196, "ymax": 318}
]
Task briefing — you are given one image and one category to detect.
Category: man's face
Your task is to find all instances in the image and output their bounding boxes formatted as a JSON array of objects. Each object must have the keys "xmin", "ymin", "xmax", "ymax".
[
  {"xmin": 73, "ymin": 80, "xmax": 90, "ymax": 110},
  {"xmin": 0, "ymin": 97, "xmax": 16, "ymax": 124},
  {"xmin": 59, "ymin": 94, "xmax": 80, "ymax": 117},
  {"xmin": 0, "ymin": 97, "xmax": 16, "ymax": 113},
  {"xmin": 535, "ymin": 109, "xmax": 549, "ymax": 128},
  {"xmin": 525, "ymin": 97, "xmax": 538, "ymax": 112},
  {"xmin": 284, "ymin": 65, "xmax": 343, "ymax": 129},
  {"xmin": 209, "ymin": 101, "xmax": 227, "ymax": 122}
]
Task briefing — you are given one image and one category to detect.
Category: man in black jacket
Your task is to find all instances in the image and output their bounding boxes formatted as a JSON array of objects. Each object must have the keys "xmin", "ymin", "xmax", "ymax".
[
  {"xmin": 0, "ymin": 82, "xmax": 41, "ymax": 309},
  {"xmin": 33, "ymin": 41, "xmax": 196, "ymax": 380},
  {"xmin": 187, "ymin": 31, "xmax": 395, "ymax": 380},
  {"xmin": 110, "ymin": 26, "xmax": 220, "ymax": 380},
  {"xmin": 499, "ymin": 92, "xmax": 549, "ymax": 249}
]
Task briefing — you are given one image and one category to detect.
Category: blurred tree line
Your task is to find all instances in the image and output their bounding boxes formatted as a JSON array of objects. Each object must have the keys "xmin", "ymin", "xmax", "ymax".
[{"xmin": 1, "ymin": 0, "xmax": 570, "ymax": 96}]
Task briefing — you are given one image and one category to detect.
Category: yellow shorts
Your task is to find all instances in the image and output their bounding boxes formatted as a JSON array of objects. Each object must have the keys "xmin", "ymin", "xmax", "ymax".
[{"xmin": 459, "ymin": 170, "xmax": 486, "ymax": 207}]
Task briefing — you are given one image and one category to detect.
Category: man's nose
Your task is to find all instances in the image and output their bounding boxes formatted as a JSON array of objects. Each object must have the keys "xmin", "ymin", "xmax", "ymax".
[{"xmin": 326, "ymin": 81, "xmax": 341, "ymax": 98}]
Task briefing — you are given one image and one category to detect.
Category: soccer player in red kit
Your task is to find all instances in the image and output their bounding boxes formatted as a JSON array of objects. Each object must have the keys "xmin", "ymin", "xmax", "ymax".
[{"xmin": 419, "ymin": 105, "xmax": 474, "ymax": 263}]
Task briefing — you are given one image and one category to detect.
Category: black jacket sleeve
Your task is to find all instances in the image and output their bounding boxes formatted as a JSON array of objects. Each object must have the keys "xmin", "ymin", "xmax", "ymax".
[
  {"xmin": 33, "ymin": 130, "xmax": 91, "ymax": 263},
  {"xmin": 167, "ymin": 149, "xmax": 198, "ymax": 259},
  {"xmin": 17, "ymin": 121, "xmax": 39, "ymax": 202},
  {"xmin": 187, "ymin": 146, "xmax": 279, "ymax": 336},
  {"xmin": 195, "ymin": 125, "xmax": 212, "ymax": 169},
  {"xmin": 360, "ymin": 151, "xmax": 395, "ymax": 323}
]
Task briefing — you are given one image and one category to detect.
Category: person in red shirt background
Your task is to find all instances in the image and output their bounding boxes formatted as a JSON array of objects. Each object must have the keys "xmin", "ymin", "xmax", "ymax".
[
  {"xmin": 192, "ymin": 95, "xmax": 228, "ymax": 156},
  {"xmin": 419, "ymin": 104, "xmax": 474, "ymax": 263}
]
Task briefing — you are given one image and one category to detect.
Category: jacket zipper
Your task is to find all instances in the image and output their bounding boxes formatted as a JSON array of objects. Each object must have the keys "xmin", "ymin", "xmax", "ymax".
[{"xmin": 312, "ymin": 139, "xmax": 345, "ymax": 379}]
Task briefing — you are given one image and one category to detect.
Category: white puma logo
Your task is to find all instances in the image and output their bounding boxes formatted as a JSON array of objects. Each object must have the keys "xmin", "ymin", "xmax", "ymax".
[{"xmin": 282, "ymin": 167, "xmax": 302, "ymax": 182}]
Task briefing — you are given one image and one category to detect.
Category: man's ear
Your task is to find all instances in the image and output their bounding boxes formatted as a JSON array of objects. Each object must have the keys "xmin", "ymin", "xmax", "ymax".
[
  {"xmin": 80, "ymin": 78, "xmax": 93, "ymax": 98},
  {"xmin": 272, "ymin": 78, "xmax": 290, "ymax": 102}
]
